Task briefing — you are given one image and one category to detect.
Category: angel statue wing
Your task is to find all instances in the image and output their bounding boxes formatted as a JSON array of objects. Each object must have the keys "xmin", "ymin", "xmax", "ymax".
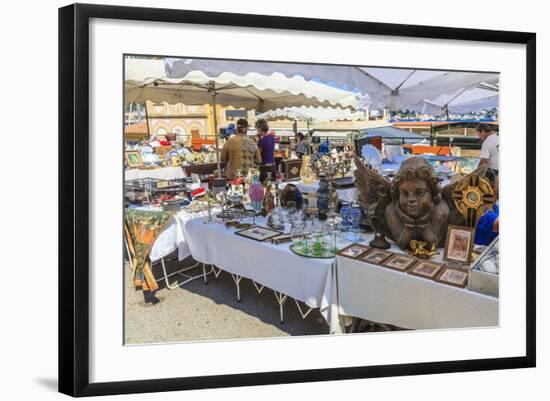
[
  {"xmin": 441, "ymin": 164, "xmax": 497, "ymax": 227},
  {"xmin": 353, "ymin": 155, "xmax": 392, "ymax": 231}
]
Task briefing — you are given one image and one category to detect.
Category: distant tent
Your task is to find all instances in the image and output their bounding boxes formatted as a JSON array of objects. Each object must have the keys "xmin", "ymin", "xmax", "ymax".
[{"xmin": 362, "ymin": 126, "xmax": 425, "ymax": 140}]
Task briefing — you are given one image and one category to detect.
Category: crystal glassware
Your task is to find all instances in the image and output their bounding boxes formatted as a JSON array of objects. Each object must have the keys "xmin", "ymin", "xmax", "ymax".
[{"xmin": 290, "ymin": 225, "xmax": 304, "ymax": 251}]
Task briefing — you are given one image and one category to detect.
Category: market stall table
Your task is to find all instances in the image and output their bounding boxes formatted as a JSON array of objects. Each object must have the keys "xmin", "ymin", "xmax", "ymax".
[
  {"xmin": 183, "ymin": 216, "xmax": 347, "ymax": 327},
  {"xmin": 334, "ymin": 236, "xmax": 498, "ymax": 332},
  {"xmin": 125, "ymin": 166, "xmax": 186, "ymax": 181}
]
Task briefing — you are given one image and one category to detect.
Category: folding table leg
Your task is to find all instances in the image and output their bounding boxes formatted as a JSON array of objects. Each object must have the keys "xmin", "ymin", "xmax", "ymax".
[
  {"xmin": 158, "ymin": 258, "xmax": 207, "ymax": 289},
  {"xmin": 252, "ymin": 281, "xmax": 265, "ymax": 294},
  {"xmin": 294, "ymin": 299, "xmax": 314, "ymax": 320},
  {"xmin": 231, "ymin": 274, "xmax": 242, "ymax": 302},
  {"xmin": 212, "ymin": 265, "xmax": 222, "ymax": 278},
  {"xmin": 202, "ymin": 263, "xmax": 208, "ymax": 284},
  {"xmin": 274, "ymin": 291, "xmax": 288, "ymax": 323}
]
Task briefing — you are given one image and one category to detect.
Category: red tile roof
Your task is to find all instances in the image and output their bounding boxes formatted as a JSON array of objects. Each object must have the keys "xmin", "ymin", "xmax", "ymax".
[{"xmin": 125, "ymin": 121, "xmax": 148, "ymax": 134}]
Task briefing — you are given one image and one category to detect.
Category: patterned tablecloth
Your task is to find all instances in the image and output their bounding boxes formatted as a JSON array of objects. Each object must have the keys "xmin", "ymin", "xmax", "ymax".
[{"xmin": 124, "ymin": 209, "xmax": 172, "ymax": 291}]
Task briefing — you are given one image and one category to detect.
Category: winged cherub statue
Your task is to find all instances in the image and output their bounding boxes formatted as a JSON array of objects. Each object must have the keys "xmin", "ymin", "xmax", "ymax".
[{"xmin": 354, "ymin": 156, "xmax": 450, "ymax": 250}]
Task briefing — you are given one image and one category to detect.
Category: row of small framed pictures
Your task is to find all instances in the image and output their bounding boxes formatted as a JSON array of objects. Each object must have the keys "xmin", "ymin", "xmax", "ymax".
[{"xmin": 337, "ymin": 244, "xmax": 469, "ymax": 288}]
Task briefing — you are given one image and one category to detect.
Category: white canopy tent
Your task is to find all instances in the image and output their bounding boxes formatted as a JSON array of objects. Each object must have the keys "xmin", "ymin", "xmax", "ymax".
[
  {"xmin": 126, "ymin": 59, "xmax": 359, "ymax": 110},
  {"xmin": 163, "ymin": 58, "xmax": 499, "ymax": 111},
  {"xmin": 255, "ymin": 109, "xmax": 314, "ymax": 123},
  {"xmin": 406, "ymin": 85, "xmax": 499, "ymax": 116},
  {"xmin": 125, "ymin": 58, "xmax": 360, "ymax": 175},
  {"xmin": 256, "ymin": 106, "xmax": 367, "ymax": 122}
]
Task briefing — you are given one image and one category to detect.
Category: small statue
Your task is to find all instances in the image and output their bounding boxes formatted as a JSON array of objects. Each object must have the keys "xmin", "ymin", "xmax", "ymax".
[
  {"xmin": 262, "ymin": 182, "xmax": 275, "ymax": 215},
  {"xmin": 408, "ymin": 240, "xmax": 438, "ymax": 259},
  {"xmin": 355, "ymin": 156, "xmax": 449, "ymax": 250},
  {"xmin": 300, "ymin": 155, "xmax": 316, "ymax": 185}
]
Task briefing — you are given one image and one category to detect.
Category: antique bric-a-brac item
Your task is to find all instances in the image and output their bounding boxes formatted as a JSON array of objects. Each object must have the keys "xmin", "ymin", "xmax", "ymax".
[
  {"xmin": 354, "ymin": 156, "xmax": 495, "ymax": 251},
  {"xmin": 316, "ymin": 173, "xmax": 330, "ymax": 220},
  {"xmin": 448, "ymin": 171, "xmax": 496, "ymax": 227},
  {"xmin": 408, "ymin": 239, "xmax": 438, "ymax": 259},
  {"xmin": 280, "ymin": 183, "xmax": 303, "ymax": 209}
]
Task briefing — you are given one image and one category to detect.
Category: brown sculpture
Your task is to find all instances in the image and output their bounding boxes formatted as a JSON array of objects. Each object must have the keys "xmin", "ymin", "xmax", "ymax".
[{"xmin": 354, "ymin": 155, "xmax": 480, "ymax": 251}]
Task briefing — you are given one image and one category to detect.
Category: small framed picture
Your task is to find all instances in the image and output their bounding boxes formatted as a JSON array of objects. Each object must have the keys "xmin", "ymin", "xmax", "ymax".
[
  {"xmin": 381, "ymin": 254, "xmax": 418, "ymax": 272},
  {"xmin": 436, "ymin": 267, "xmax": 469, "ymax": 288},
  {"xmin": 408, "ymin": 261, "xmax": 443, "ymax": 280},
  {"xmin": 125, "ymin": 150, "xmax": 143, "ymax": 168},
  {"xmin": 235, "ymin": 226, "xmax": 282, "ymax": 242},
  {"xmin": 336, "ymin": 244, "xmax": 371, "ymax": 259},
  {"xmin": 444, "ymin": 225, "xmax": 476, "ymax": 264},
  {"xmin": 359, "ymin": 248, "xmax": 393, "ymax": 265}
]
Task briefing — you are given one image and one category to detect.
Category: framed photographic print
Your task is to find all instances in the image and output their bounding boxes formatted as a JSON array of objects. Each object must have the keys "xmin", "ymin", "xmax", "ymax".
[
  {"xmin": 436, "ymin": 267, "xmax": 470, "ymax": 288},
  {"xmin": 124, "ymin": 150, "xmax": 143, "ymax": 168},
  {"xmin": 359, "ymin": 248, "xmax": 393, "ymax": 265},
  {"xmin": 381, "ymin": 253, "xmax": 418, "ymax": 272},
  {"xmin": 444, "ymin": 225, "xmax": 476, "ymax": 264},
  {"xmin": 408, "ymin": 261, "xmax": 444, "ymax": 280},
  {"xmin": 59, "ymin": 2, "xmax": 535, "ymax": 397},
  {"xmin": 235, "ymin": 226, "xmax": 282, "ymax": 242},
  {"xmin": 336, "ymin": 243, "xmax": 371, "ymax": 259}
]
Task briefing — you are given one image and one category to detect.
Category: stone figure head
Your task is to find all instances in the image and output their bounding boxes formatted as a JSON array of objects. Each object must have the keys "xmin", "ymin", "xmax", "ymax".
[{"xmin": 392, "ymin": 157, "xmax": 441, "ymax": 218}]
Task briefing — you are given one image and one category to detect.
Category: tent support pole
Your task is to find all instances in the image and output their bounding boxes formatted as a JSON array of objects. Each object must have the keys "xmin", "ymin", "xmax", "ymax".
[
  {"xmin": 446, "ymin": 106, "xmax": 450, "ymax": 137},
  {"xmin": 306, "ymin": 121, "xmax": 312, "ymax": 155},
  {"xmin": 211, "ymin": 83, "xmax": 221, "ymax": 178}
]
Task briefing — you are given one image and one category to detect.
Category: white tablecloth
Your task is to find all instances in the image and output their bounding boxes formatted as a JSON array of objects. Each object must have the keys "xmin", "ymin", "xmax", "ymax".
[
  {"xmin": 125, "ymin": 166, "xmax": 186, "ymax": 181},
  {"xmin": 148, "ymin": 209, "xmax": 211, "ymax": 262},
  {"xmin": 183, "ymin": 216, "xmax": 346, "ymax": 329},
  {"xmin": 281, "ymin": 180, "xmax": 358, "ymax": 203},
  {"xmin": 334, "ymin": 238, "xmax": 499, "ymax": 331}
]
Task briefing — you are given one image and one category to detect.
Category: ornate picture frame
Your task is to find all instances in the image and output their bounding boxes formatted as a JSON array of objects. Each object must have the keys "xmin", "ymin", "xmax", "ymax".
[
  {"xmin": 336, "ymin": 243, "xmax": 371, "ymax": 259},
  {"xmin": 381, "ymin": 253, "xmax": 418, "ymax": 272},
  {"xmin": 443, "ymin": 225, "xmax": 476, "ymax": 264},
  {"xmin": 124, "ymin": 150, "xmax": 143, "ymax": 168}
]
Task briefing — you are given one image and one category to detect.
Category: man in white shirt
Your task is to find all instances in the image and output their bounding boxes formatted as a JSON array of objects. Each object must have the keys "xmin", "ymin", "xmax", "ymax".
[{"xmin": 476, "ymin": 123, "xmax": 499, "ymax": 173}]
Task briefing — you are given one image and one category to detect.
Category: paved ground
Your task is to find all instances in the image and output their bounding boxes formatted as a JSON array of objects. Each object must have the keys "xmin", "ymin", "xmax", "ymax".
[{"xmin": 124, "ymin": 253, "xmax": 330, "ymax": 344}]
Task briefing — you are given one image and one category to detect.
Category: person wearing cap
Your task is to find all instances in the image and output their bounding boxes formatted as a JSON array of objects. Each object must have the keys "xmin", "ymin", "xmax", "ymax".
[
  {"xmin": 476, "ymin": 123, "xmax": 499, "ymax": 175},
  {"xmin": 220, "ymin": 118, "xmax": 261, "ymax": 179},
  {"xmin": 255, "ymin": 118, "xmax": 277, "ymax": 182},
  {"xmin": 223, "ymin": 123, "xmax": 236, "ymax": 139}
]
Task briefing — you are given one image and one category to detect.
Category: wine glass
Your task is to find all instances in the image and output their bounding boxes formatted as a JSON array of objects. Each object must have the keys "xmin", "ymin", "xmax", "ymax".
[
  {"xmin": 291, "ymin": 225, "xmax": 304, "ymax": 251},
  {"xmin": 301, "ymin": 220, "xmax": 312, "ymax": 255}
]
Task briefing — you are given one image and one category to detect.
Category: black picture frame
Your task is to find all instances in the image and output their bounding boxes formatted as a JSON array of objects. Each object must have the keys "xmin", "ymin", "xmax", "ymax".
[
  {"xmin": 59, "ymin": 3, "xmax": 536, "ymax": 397},
  {"xmin": 234, "ymin": 226, "xmax": 283, "ymax": 242}
]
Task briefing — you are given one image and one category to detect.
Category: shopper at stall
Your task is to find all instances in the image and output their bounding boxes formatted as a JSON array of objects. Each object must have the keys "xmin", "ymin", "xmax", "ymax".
[
  {"xmin": 220, "ymin": 118, "xmax": 261, "ymax": 179},
  {"xmin": 295, "ymin": 132, "xmax": 309, "ymax": 158},
  {"xmin": 256, "ymin": 118, "xmax": 276, "ymax": 182},
  {"xmin": 476, "ymin": 123, "xmax": 499, "ymax": 175},
  {"xmin": 475, "ymin": 174, "xmax": 499, "ymax": 245}
]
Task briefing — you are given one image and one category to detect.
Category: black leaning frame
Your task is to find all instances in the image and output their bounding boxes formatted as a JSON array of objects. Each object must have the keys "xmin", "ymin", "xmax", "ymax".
[{"xmin": 58, "ymin": 3, "xmax": 536, "ymax": 397}]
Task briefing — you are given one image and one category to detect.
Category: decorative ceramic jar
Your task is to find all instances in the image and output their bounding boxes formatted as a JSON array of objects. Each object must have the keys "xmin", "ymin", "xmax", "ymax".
[
  {"xmin": 248, "ymin": 174, "xmax": 264, "ymax": 213},
  {"xmin": 316, "ymin": 174, "xmax": 330, "ymax": 220},
  {"xmin": 280, "ymin": 184, "xmax": 303, "ymax": 209}
]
